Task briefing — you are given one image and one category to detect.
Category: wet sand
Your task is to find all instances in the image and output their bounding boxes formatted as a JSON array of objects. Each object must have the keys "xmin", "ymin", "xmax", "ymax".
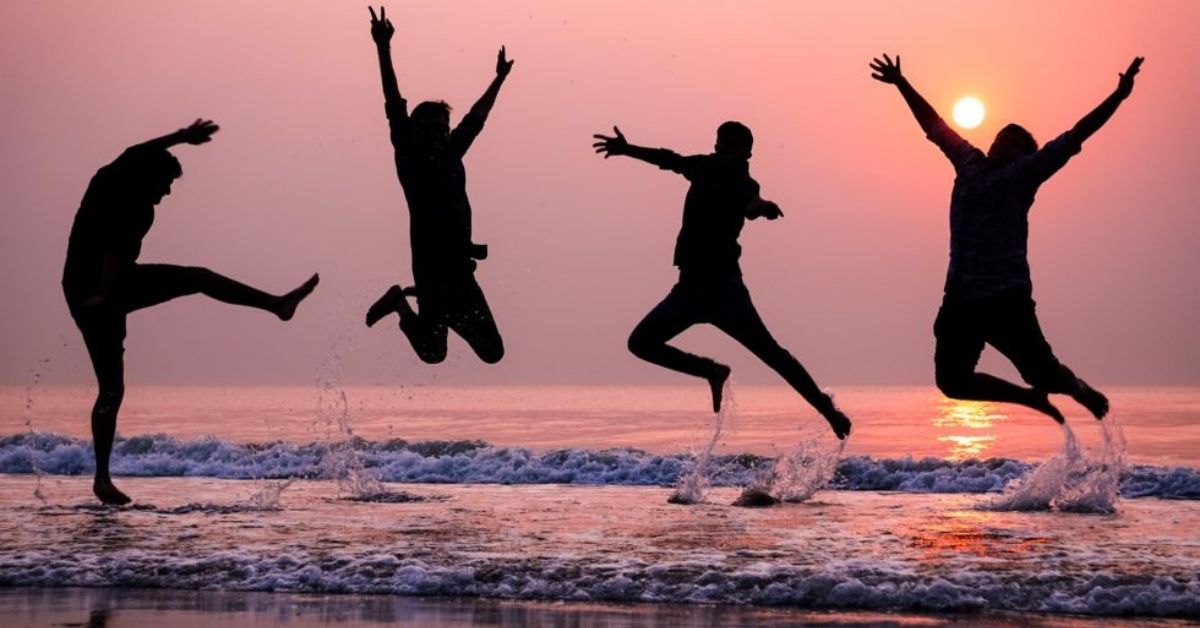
[{"xmin": 1, "ymin": 586, "xmax": 1192, "ymax": 627}]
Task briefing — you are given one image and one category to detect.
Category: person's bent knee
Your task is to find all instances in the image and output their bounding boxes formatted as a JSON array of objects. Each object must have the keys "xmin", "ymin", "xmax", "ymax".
[
  {"xmin": 627, "ymin": 330, "xmax": 658, "ymax": 359},
  {"xmin": 478, "ymin": 343, "xmax": 504, "ymax": 365},
  {"xmin": 935, "ymin": 370, "xmax": 970, "ymax": 399},
  {"xmin": 416, "ymin": 348, "xmax": 448, "ymax": 364}
]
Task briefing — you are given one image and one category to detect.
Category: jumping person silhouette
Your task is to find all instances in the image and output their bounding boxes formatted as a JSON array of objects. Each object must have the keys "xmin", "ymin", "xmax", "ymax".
[
  {"xmin": 62, "ymin": 120, "xmax": 319, "ymax": 505},
  {"xmin": 364, "ymin": 6, "xmax": 510, "ymax": 365},
  {"xmin": 592, "ymin": 123, "xmax": 853, "ymax": 439},
  {"xmin": 870, "ymin": 54, "xmax": 1144, "ymax": 423}
]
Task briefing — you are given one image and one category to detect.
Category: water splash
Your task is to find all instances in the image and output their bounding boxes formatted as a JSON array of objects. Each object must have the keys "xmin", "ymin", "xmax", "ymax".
[
  {"xmin": 23, "ymin": 357, "xmax": 53, "ymax": 506},
  {"xmin": 1056, "ymin": 416, "xmax": 1126, "ymax": 514},
  {"xmin": 242, "ymin": 478, "xmax": 294, "ymax": 510},
  {"xmin": 980, "ymin": 423, "xmax": 1084, "ymax": 511},
  {"xmin": 669, "ymin": 379, "xmax": 737, "ymax": 505},
  {"xmin": 315, "ymin": 324, "xmax": 388, "ymax": 499},
  {"xmin": 980, "ymin": 417, "xmax": 1126, "ymax": 514},
  {"xmin": 777, "ymin": 434, "xmax": 847, "ymax": 503}
]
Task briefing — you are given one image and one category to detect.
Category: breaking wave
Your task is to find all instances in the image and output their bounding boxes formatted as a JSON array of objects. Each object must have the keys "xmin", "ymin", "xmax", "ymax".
[{"xmin": 1, "ymin": 432, "xmax": 1197, "ymax": 499}]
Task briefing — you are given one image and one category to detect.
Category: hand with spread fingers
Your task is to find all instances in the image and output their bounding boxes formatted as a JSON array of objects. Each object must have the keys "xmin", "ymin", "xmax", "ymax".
[
  {"xmin": 592, "ymin": 126, "xmax": 629, "ymax": 158},
  {"xmin": 179, "ymin": 119, "xmax": 219, "ymax": 145},
  {"xmin": 869, "ymin": 54, "xmax": 903, "ymax": 84}
]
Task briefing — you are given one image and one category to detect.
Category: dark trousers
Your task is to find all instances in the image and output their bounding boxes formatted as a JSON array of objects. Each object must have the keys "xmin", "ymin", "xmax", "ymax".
[
  {"xmin": 934, "ymin": 289, "xmax": 1078, "ymax": 395},
  {"xmin": 400, "ymin": 275, "xmax": 503, "ymax": 364},
  {"xmin": 627, "ymin": 273, "xmax": 829, "ymax": 410},
  {"xmin": 66, "ymin": 264, "xmax": 279, "ymax": 479}
]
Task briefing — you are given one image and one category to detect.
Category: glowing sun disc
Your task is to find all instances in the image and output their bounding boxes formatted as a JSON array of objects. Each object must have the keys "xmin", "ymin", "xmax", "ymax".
[{"xmin": 953, "ymin": 97, "xmax": 985, "ymax": 129}]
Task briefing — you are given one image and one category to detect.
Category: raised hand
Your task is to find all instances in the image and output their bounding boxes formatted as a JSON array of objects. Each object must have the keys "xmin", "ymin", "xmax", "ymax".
[
  {"xmin": 496, "ymin": 46, "xmax": 515, "ymax": 78},
  {"xmin": 179, "ymin": 119, "xmax": 219, "ymax": 145},
  {"xmin": 592, "ymin": 126, "xmax": 628, "ymax": 158},
  {"xmin": 1116, "ymin": 56, "xmax": 1143, "ymax": 99},
  {"xmin": 869, "ymin": 54, "xmax": 903, "ymax": 84},
  {"xmin": 369, "ymin": 6, "xmax": 394, "ymax": 45}
]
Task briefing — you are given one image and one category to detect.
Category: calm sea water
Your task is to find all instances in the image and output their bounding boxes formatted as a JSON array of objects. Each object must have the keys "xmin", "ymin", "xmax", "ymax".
[{"xmin": 1, "ymin": 385, "xmax": 1198, "ymax": 620}]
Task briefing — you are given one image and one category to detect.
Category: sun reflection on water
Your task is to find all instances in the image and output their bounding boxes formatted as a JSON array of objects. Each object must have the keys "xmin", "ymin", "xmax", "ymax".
[
  {"xmin": 934, "ymin": 399, "xmax": 1007, "ymax": 461},
  {"xmin": 907, "ymin": 509, "xmax": 1050, "ymax": 563}
]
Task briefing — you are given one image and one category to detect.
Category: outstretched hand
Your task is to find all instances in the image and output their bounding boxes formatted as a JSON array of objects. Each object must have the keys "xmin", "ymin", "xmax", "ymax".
[
  {"xmin": 869, "ymin": 54, "xmax": 903, "ymax": 84},
  {"xmin": 179, "ymin": 119, "xmax": 219, "ymax": 145},
  {"xmin": 746, "ymin": 198, "xmax": 783, "ymax": 221},
  {"xmin": 496, "ymin": 46, "xmax": 515, "ymax": 78},
  {"xmin": 369, "ymin": 6, "xmax": 394, "ymax": 45},
  {"xmin": 1116, "ymin": 56, "xmax": 1143, "ymax": 99},
  {"xmin": 592, "ymin": 126, "xmax": 628, "ymax": 158}
]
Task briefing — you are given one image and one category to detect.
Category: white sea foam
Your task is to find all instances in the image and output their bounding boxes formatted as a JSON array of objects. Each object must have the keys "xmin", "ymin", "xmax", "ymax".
[
  {"xmin": 1, "ymin": 431, "xmax": 1196, "ymax": 499},
  {"xmin": 0, "ymin": 546, "xmax": 1196, "ymax": 618}
]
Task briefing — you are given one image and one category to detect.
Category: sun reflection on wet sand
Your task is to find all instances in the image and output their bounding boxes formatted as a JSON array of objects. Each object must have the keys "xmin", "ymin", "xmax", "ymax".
[
  {"xmin": 906, "ymin": 508, "xmax": 1051, "ymax": 564},
  {"xmin": 934, "ymin": 399, "xmax": 1007, "ymax": 460}
]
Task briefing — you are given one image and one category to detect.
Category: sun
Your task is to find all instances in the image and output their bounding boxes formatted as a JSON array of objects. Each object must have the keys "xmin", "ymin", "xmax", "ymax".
[{"xmin": 952, "ymin": 97, "xmax": 985, "ymax": 129}]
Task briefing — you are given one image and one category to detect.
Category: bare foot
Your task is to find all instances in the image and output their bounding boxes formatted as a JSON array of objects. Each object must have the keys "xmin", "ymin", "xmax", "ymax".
[
  {"xmin": 1071, "ymin": 379, "xmax": 1109, "ymax": 420},
  {"xmin": 708, "ymin": 364, "xmax": 731, "ymax": 413},
  {"xmin": 1028, "ymin": 392, "xmax": 1066, "ymax": 424},
  {"xmin": 365, "ymin": 284, "xmax": 407, "ymax": 327},
  {"xmin": 93, "ymin": 478, "xmax": 131, "ymax": 506},
  {"xmin": 824, "ymin": 405, "xmax": 853, "ymax": 440},
  {"xmin": 277, "ymin": 273, "xmax": 320, "ymax": 321}
]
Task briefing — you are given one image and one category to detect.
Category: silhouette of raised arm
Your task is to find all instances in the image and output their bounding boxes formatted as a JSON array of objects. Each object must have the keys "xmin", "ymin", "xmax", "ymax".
[
  {"xmin": 369, "ymin": 6, "xmax": 402, "ymax": 107},
  {"xmin": 1068, "ymin": 57, "xmax": 1143, "ymax": 144},
  {"xmin": 83, "ymin": 120, "xmax": 220, "ymax": 309},
  {"xmin": 592, "ymin": 126, "xmax": 685, "ymax": 168},
  {"xmin": 130, "ymin": 119, "xmax": 219, "ymax": 152},
  {"xmin": 465, "ymin": 47, "xmax": 514, "ymax": 126},
  {"xmin": 869, "ymin": 54, "xmax": 950, "ymax": 138}
]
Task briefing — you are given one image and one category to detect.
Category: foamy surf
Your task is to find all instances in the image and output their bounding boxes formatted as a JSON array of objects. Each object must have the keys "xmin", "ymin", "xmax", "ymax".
[
  {"xmin": 3, "ymin": 431, "xmax": 1197, "ymax": 500},
  {"xmin": 980, "ymin": 416, "xmax": 1127, "ymax": 513}
]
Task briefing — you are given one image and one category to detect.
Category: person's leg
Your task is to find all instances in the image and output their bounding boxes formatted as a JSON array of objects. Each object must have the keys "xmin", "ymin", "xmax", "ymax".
[
  {"xmin": 627, "ymin": 283, "xmax": 729, "ymax": 412},
  {"xmin": 987, "ymin": 295, "xmax": 1108, "ymax": 420},
  {"xmin": 397, "ymin": 289, "xmax": 451, "ymax": 364},
  {"xmin": 124, "ymin": 264, "xmax": 318, "ymax": 320},
  {"xmin": 444, "ymin": 278, "xmax": 504, "ymax": 364},
  {"xmin": 710, "ymin": 283, "xmax": 851, "ymax": 439},
  {"xmin": 934, "ymin": 295, "xmax": 1066, "ymax": 423},
  {"xmin": 74, "ymin": 312, "xmax": 131, "ymax": 505},
  {"xmin": 366, "ymin": 285, "xmax": 415, "ymax": 328}
]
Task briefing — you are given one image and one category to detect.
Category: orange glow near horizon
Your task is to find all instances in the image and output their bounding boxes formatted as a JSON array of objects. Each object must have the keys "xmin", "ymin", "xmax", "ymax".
[{"xmin": 934, "ymin": 399, "xmax": 1006, "ymax": 460}]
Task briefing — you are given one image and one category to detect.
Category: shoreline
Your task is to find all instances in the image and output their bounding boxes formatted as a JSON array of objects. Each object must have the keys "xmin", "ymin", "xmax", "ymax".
[{"xmin": 1, "ymin": 587, "xmax": 1188, "ymax": 628}]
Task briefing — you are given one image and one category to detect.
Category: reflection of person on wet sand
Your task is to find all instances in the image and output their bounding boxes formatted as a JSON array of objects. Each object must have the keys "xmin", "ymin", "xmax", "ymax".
[
  {"xmin": 870, "ymin": 54, "xmax": 1144, "ymax": 424},
  {"xmin": 363, "ymin": 6, "xmax": 509, "ymax": 365},
  {"xmin": 62, "ymin": 120, "xmax": 319, "ymax": 505},
  {"xmin": 592, "ymin": 123, "xmax": 852, "ymax": 440}
]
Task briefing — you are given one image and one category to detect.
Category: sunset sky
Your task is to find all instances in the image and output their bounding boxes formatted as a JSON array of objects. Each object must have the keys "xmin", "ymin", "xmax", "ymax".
[{"xmin": 2, "ymin": 1, "xmax": 1197, "ymax": 386}]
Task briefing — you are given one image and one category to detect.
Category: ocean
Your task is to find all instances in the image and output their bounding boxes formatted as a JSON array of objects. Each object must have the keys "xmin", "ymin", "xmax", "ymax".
[{"xmin": 1, "ymin": 384, "xmax": 1198, "ymax": 623}]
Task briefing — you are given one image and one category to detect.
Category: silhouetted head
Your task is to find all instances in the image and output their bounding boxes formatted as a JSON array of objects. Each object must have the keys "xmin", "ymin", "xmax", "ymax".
[
  {"xmin": 715, "ymin": 121, "xmax": 753, "ymax": 160},
  {"xmin": 412, "ymin": 100, "xmax": 452, "ymax": 146},
  {"xmin": 987, "ymin": 123, "xmax": 1038, "ymax": 165},
  {"xmin": 131, "ymin": 149, "xmax": 182, "ymax": 206}
]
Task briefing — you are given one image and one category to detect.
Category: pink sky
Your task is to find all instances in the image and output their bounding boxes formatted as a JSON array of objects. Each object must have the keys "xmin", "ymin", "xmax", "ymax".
[{"xmin": 1, "ymin": 1, "xmax": 1197, "ymax": 386}]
